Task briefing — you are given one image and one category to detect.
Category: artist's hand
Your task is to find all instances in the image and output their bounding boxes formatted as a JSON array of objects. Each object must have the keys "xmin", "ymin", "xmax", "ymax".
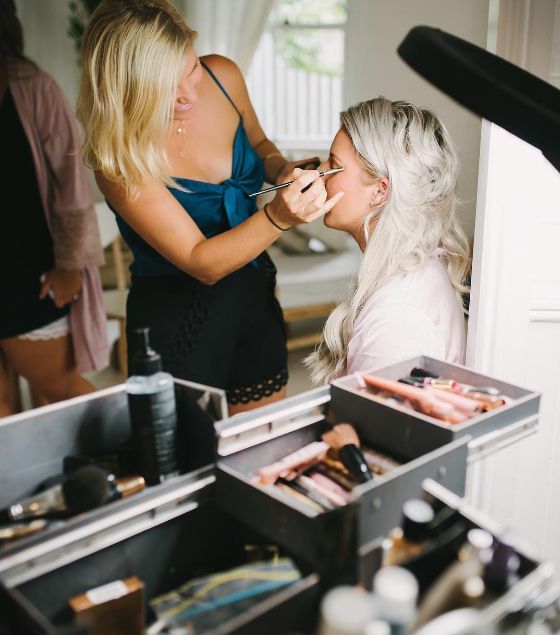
[
  {"xmin": 39, "ymin": 268, "xmax": 82, "ymax": 308},
  {"xmin": 275, "ymin": 156, "xmax": 321, "ymax": 185},
  {"xmin": 267, "ymin": 168, "xmax": 344, "ymax": 228}
]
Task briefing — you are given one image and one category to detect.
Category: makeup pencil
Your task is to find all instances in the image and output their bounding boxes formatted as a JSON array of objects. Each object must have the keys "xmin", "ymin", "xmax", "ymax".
[{"xmin": 248, "ymin": 167, "xmax": 344, "ymax": 198}]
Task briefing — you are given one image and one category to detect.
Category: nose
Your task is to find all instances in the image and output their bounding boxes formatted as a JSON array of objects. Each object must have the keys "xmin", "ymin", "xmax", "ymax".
[
  {"xmin": 318, "ymin": 160, "xmax": 329, "ymax": 173},
  {"xmin": 176, "ymin": 79, "xmax": 197, "ymax": 104}
]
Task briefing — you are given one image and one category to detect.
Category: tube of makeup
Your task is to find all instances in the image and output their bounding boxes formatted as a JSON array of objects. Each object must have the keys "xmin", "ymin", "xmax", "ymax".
[
  {"xmin": 424, "ymin": 386, "xmax": 482, "ymax": 416},
  {"xmin": 309, "ymin": 471, "xmax": 351, "ymax": 502},
  {"xmin": 297, "ymin": 474, "xmax": 347, "ymax": 507},
  {"xmin": 274, "ymin": 482, "xmax": 325, "ymax": 514},
  {"xmin": 279, "ymin": 477, "xmax": 334, "ymax": 511},
  {"xmin": 361, "ymin": 448, "xmax": 401, "ymax": 475},
  {"xmin": 315, "ymin": 462, "xmax": 356, "ymax": 491},
  {"xmin": 257, "ymin": 441, "xmax": 329, "ymax": 485},
  {"xmin": 361, "ymin": 374, "xmax": 466, "ymax": 424}
]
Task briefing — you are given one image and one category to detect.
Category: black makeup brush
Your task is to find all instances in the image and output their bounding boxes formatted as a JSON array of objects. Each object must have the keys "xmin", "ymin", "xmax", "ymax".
[{"xmin": 322, "ymin": 423, "xmax": 373, "ymax": 484}]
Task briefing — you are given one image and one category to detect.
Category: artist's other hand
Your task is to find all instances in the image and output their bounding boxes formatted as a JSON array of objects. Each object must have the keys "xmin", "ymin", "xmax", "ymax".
[
  {"xmin": 275, "ymin": 156, "xmax": 320, "ymax": 185},
  {"xmin": 39, "ymin": 268, "xmax": 82, "ymax": 308},
  {"xmin": 267, "ymin": 168, "xmax": 344, "ymax": 228}
]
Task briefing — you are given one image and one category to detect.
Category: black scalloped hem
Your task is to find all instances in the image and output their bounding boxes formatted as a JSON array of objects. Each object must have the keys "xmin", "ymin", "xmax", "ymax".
[{"xmin": 227, "ymin": 368, "xmax": 288, "ymax": 405}]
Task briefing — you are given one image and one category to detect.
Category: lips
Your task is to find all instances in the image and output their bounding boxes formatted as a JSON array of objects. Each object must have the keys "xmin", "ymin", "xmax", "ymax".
[{"xmin": 175, "ymin": 102, "xmax": 194, "ymax": 113}]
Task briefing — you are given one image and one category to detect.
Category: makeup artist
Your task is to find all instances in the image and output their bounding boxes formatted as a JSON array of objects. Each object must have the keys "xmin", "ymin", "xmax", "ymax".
[
  {"xmin": 307, "ymin": 98, "xmax": 470, "ymax": 383},
  {"xmin": 78, "ymin": 0, "xmax": 344, "ymax": 415}
]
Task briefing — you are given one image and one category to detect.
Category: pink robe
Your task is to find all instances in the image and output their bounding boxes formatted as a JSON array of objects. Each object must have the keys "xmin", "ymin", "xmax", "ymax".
[{"xmin": 8, "ymin": 64, "xmax": 109, "ymax": 372}]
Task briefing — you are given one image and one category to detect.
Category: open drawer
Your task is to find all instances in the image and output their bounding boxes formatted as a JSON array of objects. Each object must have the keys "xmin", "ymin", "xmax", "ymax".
[
  {"xmin": 0, "ymin": 377, "xmax": 225, "ymax": 569},
  {"xmin": 330, "ymin": 356, "xmax": 540, "ymax": 459},
  {"xmin": 0, "ymin": 468, "xmax": 320, "ymax": 635},
  {"xmin": 214, "ymin": 386, "xmax": 470, "ymax": 584}
]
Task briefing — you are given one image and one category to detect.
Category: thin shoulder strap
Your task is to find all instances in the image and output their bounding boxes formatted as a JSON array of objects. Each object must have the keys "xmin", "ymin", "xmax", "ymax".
[{"xmin": 201, "ymin": 60, "xmax": 241, "ymax": 117}]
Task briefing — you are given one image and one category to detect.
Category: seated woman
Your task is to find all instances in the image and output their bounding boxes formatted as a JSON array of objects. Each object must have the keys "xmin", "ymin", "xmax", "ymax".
[{"xmin": 307, "ymin": 97, "xmax": 470, "ymax": 383}]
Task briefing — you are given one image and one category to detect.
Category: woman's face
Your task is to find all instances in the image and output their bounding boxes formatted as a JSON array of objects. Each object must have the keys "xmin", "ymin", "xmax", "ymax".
[
  {"xmin": 319, "ymin": 129, "xmax": 387, "ymax": 245},
  {"xmin": 174, "ymin": 48, "xmax": 203, "ymax": 118}
]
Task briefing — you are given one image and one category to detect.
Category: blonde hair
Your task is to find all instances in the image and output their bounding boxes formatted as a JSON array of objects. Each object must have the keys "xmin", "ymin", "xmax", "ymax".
[
  {"xmin": 77, "ymin": 0, "xmax": 196, "ymax": 199},
  {"xmin": 307, "ymin": 97, "xmax": 471, "ymax": 384}
]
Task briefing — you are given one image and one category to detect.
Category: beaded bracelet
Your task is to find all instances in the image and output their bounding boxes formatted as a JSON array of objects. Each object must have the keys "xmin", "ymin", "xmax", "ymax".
[{"xmin": 264, "ymin": 203, "xmax": 290, "ymax": 232}]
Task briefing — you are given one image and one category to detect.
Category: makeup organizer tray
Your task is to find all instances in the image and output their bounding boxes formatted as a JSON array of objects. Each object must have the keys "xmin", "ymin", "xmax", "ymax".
[
  {"xmin": 330, "ymin": 356, "xmax": 540, "ymax": 460},
  {"xmin": 214, "ymin": 357, "xmax": 541, "ymax": 585}
]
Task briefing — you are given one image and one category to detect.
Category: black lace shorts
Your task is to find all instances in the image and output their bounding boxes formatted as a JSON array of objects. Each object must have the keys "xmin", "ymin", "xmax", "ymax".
[{"xmin": 126, "ymin": 253, "xmax": 288, "ymax": 405}]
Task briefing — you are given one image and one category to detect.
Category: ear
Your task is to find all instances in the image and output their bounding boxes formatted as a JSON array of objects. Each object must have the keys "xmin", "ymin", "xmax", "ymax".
[{"xmin": 369, "ymin": 177, "xmax": 389, "ymax": 207}]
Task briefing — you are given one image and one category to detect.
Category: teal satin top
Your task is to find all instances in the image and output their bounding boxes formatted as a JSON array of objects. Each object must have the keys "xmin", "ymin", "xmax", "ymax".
[{"xmin": 113, "ymin": 61, "xmax": 265, "ymax": 277}]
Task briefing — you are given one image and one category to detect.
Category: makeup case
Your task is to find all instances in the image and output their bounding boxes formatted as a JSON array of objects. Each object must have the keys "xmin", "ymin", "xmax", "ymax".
[
  {"xmin": 0, "ymin": 358, "xmax": 546, "ymax": 634},
  {"xmin": 0, "ymin": 383, "xmax": 320, "ymax": 635},
  {"xmin": 214, "ymin": 357, "xmax": 540, "ymax": 584}
]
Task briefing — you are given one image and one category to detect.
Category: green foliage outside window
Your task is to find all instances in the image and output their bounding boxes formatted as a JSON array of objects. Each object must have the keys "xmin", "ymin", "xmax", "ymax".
[
  {"xmin": 67, "ymin": 0, "xmax": 347, "ymax": 76},
  {"xmin": 271, "ymin": 0, "xmax": 347, "ymax": 77}
]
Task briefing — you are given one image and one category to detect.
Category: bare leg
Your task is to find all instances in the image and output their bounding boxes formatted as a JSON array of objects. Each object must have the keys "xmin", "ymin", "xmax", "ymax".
[
  {"xmin": 0, "ymin": 334, "xmax": 95, "ymax": 406},
  {"xmin": 227, "ymin": 387, "xmax": 287, "ymax": 417}
]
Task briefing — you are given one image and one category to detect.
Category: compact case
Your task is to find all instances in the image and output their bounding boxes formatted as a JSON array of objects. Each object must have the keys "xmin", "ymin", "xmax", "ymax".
[{"xmin": 214, "ymin": 357, "xmax": 540, "ymax": 583}]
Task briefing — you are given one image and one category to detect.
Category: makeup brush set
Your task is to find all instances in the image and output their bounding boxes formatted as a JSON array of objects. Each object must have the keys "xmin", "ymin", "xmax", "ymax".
[{"xmin": 0, "ymin": 357, "xmax": 551, "ymax": 634}]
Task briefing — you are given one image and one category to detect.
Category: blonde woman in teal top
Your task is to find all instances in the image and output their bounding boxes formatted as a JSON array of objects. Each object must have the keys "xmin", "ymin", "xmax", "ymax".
[{"xmin": 78, "ymin": 0, "xmax": 344, "ymax": 416}]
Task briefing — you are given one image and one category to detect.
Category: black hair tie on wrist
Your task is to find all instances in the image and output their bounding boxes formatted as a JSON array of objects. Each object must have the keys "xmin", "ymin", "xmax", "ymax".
[{"xmin": 264, "ymin": 203, "xmax": 290, "ymax": 232}]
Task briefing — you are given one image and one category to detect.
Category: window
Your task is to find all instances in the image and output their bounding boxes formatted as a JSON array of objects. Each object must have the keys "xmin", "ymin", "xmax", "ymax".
[{"xmin": 246, "ymin": 0, "xmax": 347, "ymax": 158}]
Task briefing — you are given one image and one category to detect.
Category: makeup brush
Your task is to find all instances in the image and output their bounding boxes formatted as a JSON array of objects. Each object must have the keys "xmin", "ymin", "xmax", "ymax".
[
  {"xmin": 247, "ymin": 167, "xmax": 344, "ymax": 198},
  {"xmin": 322, "ymin": 424, "xmax": 373, "ymax": 484}
]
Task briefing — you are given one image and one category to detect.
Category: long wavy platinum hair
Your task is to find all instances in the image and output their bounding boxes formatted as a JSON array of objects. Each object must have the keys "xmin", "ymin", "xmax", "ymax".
[
  {"xmin": 306, "ymin": 97, "xmax": 470, "ymax": 385},
  {"xmin": 77, "ymin": 0, "xmax": 196, "ymax": 200}
]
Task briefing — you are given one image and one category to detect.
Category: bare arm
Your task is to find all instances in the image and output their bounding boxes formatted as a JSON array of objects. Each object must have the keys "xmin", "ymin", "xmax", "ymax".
[{"xmin": 97, "ymin": 170, "xmax": 343, "ymax": 286}]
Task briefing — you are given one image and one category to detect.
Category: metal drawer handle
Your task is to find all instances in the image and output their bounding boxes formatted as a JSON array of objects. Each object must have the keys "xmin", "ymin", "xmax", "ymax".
[{"xmin": 467, "ymin": 415, "xmax": 539, "ymax": 464}]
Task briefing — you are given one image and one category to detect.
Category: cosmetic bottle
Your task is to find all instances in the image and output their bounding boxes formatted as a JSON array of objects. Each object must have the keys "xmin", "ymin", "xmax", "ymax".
[
  {"xmin": 372, "ymin": 566, "xmax": 418, "ymax": 635},
  {"xmin": 411, "ymin": 528, "xmax": 493, "ymax": 630},
  {"xmin": 382, "ymin": 499, "xmax": 434, "ymax": 566},
  {"xmin": 318, "ymin": 586, "xmax": 375, "ymax": 635},
  {"xmin": 363, "ymin": 621, "xmax": 391, "ymax": 635},
  {"xmin": 126, "ymin": 328, "xmax": 179, "ymax": 486},
  {"xmin": 484, "ymin": 534, "xmax": 521, "ymax": 593},
  {"xmin": 413, "ymin": 608, "xmax": 482, "ymax": 635}
]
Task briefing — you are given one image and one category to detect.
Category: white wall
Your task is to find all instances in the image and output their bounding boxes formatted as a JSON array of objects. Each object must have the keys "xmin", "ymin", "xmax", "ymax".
[
  {"xmin": 344, "ymin": 0, "xmax": 489, "ymax": 240},
  {"xmin": 467, "ymin": 0, "xmax": 560, "ymax": 570},
  {"xmin": 15, "ymin": 0, "xmax": 80, "ymax": 106}
]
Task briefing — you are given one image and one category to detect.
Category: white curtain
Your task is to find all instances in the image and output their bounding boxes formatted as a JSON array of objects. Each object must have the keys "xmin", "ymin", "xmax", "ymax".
[{"xmin": 181, "ymin": 0, "xmax": 274, "ymax": 73}]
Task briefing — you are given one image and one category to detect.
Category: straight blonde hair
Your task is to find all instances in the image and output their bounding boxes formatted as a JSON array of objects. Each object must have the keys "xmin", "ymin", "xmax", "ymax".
[
  {"xmin": 77, "ymin": 0, "xmax": 196, "ymax": 200},
  {"xmin": 307, "ymin": 98, "xmax": 471, "ymax": 384}
]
